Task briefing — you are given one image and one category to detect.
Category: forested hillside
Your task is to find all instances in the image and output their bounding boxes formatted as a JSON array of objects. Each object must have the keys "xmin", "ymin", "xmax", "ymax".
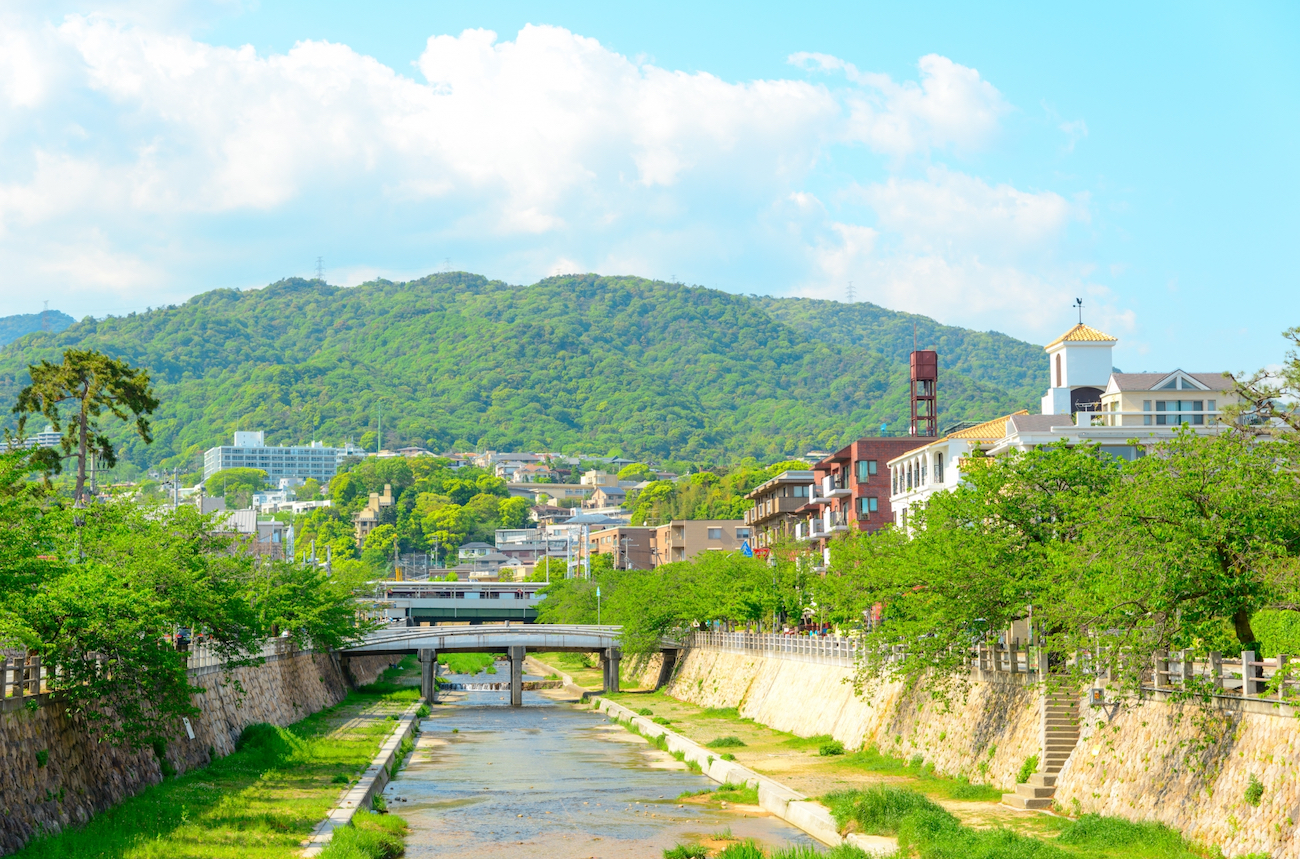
[
  {"xmin": 0, "ymin": 309, "xmax": 74, "ymax": 347},
  {"xmin": 0, "ymin": 274, "xmax": 1046, "ymax": 471}
]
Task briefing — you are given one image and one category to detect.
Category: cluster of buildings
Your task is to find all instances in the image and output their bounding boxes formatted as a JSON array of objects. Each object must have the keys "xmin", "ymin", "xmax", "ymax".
[{"xmin": 744, "ymin": 323, "xmax": 1239, "ymax": 567}]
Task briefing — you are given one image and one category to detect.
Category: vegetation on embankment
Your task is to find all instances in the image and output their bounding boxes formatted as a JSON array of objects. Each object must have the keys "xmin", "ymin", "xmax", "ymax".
[
  {"xmin": 12, "ymin": 684, "xmax": 417, "ymax": 859},
  {"xmin": 438, "ymin": 652, "xmax": 498, "ymax": 675},
  {"xmin": 604, "ymin": 691, "xmax": 1235, "ymax": 859}
]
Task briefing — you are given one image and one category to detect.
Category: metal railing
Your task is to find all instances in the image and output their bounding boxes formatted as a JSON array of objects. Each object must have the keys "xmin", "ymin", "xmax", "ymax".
[{"xmin": 690, "ymin": 634, "xmax": 1299, "ymax": 705}]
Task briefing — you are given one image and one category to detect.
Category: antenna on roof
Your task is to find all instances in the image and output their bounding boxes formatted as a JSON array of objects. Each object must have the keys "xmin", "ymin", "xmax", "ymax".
[{"xmin": 1074, "ymin": 297, "xmax": 1084, "ymax": 325}]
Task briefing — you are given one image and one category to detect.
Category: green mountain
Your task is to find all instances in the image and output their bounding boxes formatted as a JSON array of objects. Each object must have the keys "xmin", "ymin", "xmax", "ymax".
[
  {"xmin": 0, "ymin": 309, "xmax": 75, "ymax": 347},
  {"xmin": 0, "ymin": 273, "xmax": 1048, "ymax": 470}
]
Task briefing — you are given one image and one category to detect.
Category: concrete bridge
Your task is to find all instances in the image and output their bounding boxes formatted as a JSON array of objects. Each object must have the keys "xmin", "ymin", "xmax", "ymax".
[{"xmin": 343, "ymin": 624, "xmax": 679, "ymax": 706}]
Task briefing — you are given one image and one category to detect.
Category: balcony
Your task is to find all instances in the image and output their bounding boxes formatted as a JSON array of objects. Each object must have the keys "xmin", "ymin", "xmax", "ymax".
[
  {"xmin": 1083, "ymin": 409, "xmax": 1223, "ymax": 428},
  {"xmin": 826, "ymin": 509, "xmax": 850, "ymax": 532},
  {"xmin": 822, "ymin": 475, "xmax": 851, "ymax": 499}
]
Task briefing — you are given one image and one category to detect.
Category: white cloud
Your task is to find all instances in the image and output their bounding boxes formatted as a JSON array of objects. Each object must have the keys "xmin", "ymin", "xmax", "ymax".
[
  {"xmin": 0, "ymin": 12, "xmax": 1129, "ymax": 348},
  {"xmin": 859, "ymin": 167, "xmax": 1080, "ymax": 257},
  {"xmin": 790, "ymin": 52, "xmax": 1009, "ymax": 157}
]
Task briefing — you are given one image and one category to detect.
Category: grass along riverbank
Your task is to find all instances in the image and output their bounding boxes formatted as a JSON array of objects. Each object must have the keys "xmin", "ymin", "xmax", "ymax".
[
  {"xmin": 13, "ymin": 681, "xmax": 418, "ymax": 859},
  {"xmin": 604, "ymin": 690, "xmax": 1230, "ymax": 859}
]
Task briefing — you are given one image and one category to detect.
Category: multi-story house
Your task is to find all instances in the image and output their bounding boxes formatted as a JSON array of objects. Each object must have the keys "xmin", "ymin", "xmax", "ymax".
[
  {"xmin": 352, "ymin": 484, "xmax": 394, "ymax": 544},
  {"xmin": 743, "ymin": 470, "xmax": 813, "ymax": 549},
  {"xmin": 890, "ymin": 323, "xmax": 1241, "ymax": 530},
  {"xmin": 648, "ymin": 520, "xmax": 750, "ymax": 567}
]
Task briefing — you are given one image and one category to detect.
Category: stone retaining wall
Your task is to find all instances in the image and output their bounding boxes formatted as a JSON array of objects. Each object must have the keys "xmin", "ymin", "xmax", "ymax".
[
  {"xmin": 665, "ymin": 647, "xmax": 1040, "ymax": 789},
  {"xmin": 0, "ymin": 652, "xmax": 397, "ymax": 856},
  {"xmin": 666, "ymin": 646, "xmax": 1300, "ymax": 858}
]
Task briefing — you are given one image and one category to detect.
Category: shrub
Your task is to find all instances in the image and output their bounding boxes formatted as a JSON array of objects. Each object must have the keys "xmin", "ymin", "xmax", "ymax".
[
  {"xmin": 819, "ymin": 740, "xmax": 846, "ymax": 756},
  {"xmin": 721, "ymin": 753, "xmax": 736, "ymax": 761},
  {"xmin": 638, "ymin": 707, "xmax": 654, "ymax": 716},
  {"xmin": 1245, "ymin": 774, "xmax": 1265, "ymax": 806},
  {"xmin": 318, "ymin": 813, "xmax": 407, "ymax": 859},
  {"xmin": 716, "ymin": 840, "xmax": 765, "ymax": 858},
  {"xmin": 35, "ymin": 750, "xmax": 48, "ymax": 768},
  {"xmin": 1017, "ymin": 755, "xmax": 1039, "ymax": 784},
  {"xmin": 653, "ymin": 716, "xmax": 673, "ymax": 725},
  {"xmin": 706, "ymin": 736, "xmax": 747, "ymax": 748},
  {"xmin": 415, "ymin": 704, "xmax": 431, "ymax": 718},
  {"xmin": 664, "ymin": 844, "xmax": 708, "ymax": 859},
  {"xmin": 1058, "ymin": 813, "xmax": 1203, "ymax": 854},
  {"xmin": 235, "ymin": 723, "xmax": 294, "ymax": 767}
]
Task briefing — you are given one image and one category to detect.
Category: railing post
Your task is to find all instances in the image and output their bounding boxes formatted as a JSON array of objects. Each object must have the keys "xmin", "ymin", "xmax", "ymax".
[
  {"xmin": 1154, "ymin": 650, "xmax": 1168, "ymax": 691},
  {"xmin": 1209, "ymin": 652, "xmax": 1223, "ymax": 691},
  {"xmin": 0, "ymin": 655, "xmax": 9, "ymax": 700},
  {"xmin": 1009, "ymin": 639, "xmax": 1020, "ymax": 675},
  {"xmin": 1277, "ymin": 654, "xmax": 1289, "ymax": 701},
  {"xmin": 1242, "ymin": 651, "xmax": 1258, "ymax": 697}
]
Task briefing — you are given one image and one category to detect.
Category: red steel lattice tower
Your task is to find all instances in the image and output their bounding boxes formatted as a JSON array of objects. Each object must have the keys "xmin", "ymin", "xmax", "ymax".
[{"xmin": 910, "ymin": 350, "xmax": 938, "ymax": 437}]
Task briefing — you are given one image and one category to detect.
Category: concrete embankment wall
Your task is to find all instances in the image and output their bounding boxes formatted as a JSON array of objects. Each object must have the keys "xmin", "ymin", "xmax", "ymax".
[
  {"xmin": 0, "ymin": 652, "xmax": 396, "ymax": 856},
  {"xmin": 664, "ymin": 646, "xmax": 1300, "ymax": 859}
]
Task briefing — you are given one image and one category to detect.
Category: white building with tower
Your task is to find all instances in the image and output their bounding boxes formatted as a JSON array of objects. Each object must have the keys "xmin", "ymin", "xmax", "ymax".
[{"xmin": 888, "ymin": 322, "xmax": 1241, "ymax": 531}]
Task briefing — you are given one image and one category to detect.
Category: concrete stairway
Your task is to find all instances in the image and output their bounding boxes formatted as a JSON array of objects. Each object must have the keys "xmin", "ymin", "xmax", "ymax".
[{"xmin": 1003, "ymin": 688, "xmax": 1080, "ymax": 810}]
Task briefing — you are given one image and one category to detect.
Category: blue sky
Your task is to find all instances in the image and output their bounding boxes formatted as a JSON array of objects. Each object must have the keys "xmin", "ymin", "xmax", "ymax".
[{"xmin": 1, "ymin": 1, "xmax": 1297, "ymax": 375}]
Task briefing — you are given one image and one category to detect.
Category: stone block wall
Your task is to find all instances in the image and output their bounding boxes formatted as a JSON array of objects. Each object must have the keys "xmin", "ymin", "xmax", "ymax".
[
  {"xmin": 666, "ymin": 646, "xmax": 1300, "ymax": 858},
  {"xmin": 0, "ymin": 652, "xmax": 397, "ymax": 856},
  {"xmin": 664, "ymin": 648, "xmax": 1040, "ymax": 789}
]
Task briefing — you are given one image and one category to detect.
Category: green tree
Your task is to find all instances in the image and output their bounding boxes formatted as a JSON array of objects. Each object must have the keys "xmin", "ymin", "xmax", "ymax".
[
  {"xmin": 617, "ymin": 463, "xmax": 654, "ymax": 481},
  {"xmin": 1229, "ymin": 326, "xmax": 1300, "ymax": 432},
  {"xmin": 14, "ymin": 349, "xmax": 158, "ymax": 504},
  {"xmin": 299, "ymin": 477, "xmax": 322, "ymax": 500},
  {"xmin": 360, "ymin": 523, "xmax": 399, "ymax": 569},
  {"xmin": 204, "ymin": 467, "xmax": 268, "ymax": 499}
]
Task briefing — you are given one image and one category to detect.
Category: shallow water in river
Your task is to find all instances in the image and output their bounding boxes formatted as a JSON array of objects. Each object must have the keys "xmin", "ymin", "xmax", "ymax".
[{"xmin": 384, "ymin": 672, "xmax": 816, "ymax": 858}]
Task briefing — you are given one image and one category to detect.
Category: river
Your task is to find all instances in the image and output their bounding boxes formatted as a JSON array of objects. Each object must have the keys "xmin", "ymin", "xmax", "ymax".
[{"xmin": 383, "ymin": 668, "xmax": 817, "ymax": 858}]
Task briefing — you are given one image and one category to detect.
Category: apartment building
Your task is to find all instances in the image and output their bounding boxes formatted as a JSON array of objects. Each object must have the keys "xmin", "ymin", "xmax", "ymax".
[
  {"xmin": 203, "ymin": 431, "xmax": 347, "ymax": 483},
  {"xmin": 743, "ymin": 470, "xmax": 813, "ymax": 549},
  {"xmin": 797, "ymin": 437, "xmax": 932, "ymax": 548},
  {"xmin": 648, "ymin": 520, "xmax": 750, "ymax": 567},
  {"xmin": 589, "ymin": 526, "xmax": 656, "ymax": 570}
]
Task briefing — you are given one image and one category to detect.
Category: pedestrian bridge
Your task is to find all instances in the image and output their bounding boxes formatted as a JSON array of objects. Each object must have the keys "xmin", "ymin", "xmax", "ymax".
[{"xmin": 342, "ymin": 624, "xmax": 680, "ymax": 706}]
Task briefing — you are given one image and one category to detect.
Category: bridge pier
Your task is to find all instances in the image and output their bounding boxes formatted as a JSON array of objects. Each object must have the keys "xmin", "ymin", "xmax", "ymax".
[
  {"xmin": 603, "ymin": 647, "xmax": 622, "ymax": 693},
  {"xmin": 509, "ymin": 645, "xmax": 525, "ymax": 707},
  {"xmin": 419, "ymin": 648, "xmax": 438, "ymax": 704}
]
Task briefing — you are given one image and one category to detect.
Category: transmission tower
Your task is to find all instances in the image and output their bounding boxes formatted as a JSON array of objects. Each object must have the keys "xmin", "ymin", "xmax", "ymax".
[
  {"xmin": 846, "ymin": 281, "xmax": 855, "ymax": 303},
  {"xmin": 315, "ymin": 257, "xmax": 325, "ymax": 281},
  {"xmin": 41, "ymin": 300, "xmax": 49, "ymax": 332}
]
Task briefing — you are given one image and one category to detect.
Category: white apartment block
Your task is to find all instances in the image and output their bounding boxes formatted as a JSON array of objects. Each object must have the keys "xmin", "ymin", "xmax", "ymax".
[{"xmin": 203, "ymin": 431, "xmax": 350, "ymax": 483}]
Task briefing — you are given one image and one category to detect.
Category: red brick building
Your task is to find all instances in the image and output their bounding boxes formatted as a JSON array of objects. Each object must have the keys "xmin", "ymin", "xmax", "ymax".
[{"xmin": 797, "ymin": 437, "xmax": 931, "ymax": 551}]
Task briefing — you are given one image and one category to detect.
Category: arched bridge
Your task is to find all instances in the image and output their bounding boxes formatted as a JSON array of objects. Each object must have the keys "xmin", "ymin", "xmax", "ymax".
[{"xmin": 343, "ymin": 624, "xmax": 680, "ymax": 706}]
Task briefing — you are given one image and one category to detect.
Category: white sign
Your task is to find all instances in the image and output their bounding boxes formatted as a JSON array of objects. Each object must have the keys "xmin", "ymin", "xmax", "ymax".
[{"xmin": 182, "ymin": 717, "xmax": 195, "ymax": 740}]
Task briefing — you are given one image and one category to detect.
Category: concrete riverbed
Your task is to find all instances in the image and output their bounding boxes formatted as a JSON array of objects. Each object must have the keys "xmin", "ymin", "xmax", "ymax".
[{"xmin": 382, "ymin": 670, "xmax": 817, "ymax": 858}]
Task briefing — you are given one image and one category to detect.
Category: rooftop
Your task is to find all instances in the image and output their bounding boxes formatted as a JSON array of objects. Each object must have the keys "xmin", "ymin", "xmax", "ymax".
[{"xmin": 1045, "ymin": 323, "xmax": 1118, "ymax": 348}]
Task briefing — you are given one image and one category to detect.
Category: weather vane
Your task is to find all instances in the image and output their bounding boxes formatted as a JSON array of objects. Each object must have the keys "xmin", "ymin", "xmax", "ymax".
[{"xmin": 1074, "ymin": 297, "xmax": 1084, "ymax": 325}]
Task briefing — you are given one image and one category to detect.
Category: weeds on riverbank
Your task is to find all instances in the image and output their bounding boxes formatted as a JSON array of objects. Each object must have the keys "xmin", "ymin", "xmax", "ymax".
[
  {"xmin": 318, "ymin": 814, "xmax": 408, "ymax": 859},
  {"xmin": 664, "ymin": 839, "xmax": 872, "ymax": 858},
  {"xmin": 438, "ymin": 653, "xmax": 497, "ymax": 675},
  {"xmin": 11, "ymin": 687, "xmax": 414, "ymax": 859},
  {"xmin": 825, "ymin": 785, "xmax": 1225, "ymax": 859},
  {"xmin": 838, "ymin": 745, "xmax": 1002, "ymax": 801}
]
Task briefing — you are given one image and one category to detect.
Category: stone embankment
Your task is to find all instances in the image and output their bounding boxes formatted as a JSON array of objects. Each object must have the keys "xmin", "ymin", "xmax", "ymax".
[
  {"xmin": 665, "ymin": 644, "xmax": 1300, "ymax": 858},
  {"xmin": 0, "ymin": 652, "xmax": 396, "ymax": 856}
]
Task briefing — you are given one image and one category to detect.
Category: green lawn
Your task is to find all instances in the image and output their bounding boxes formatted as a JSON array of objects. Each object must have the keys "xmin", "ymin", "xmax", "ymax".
[{"xmin": 14, "ymin": 682, "xmax": 418, "ymax": 859}]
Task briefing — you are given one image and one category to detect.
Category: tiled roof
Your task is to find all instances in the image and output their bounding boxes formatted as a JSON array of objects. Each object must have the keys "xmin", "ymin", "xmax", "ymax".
[
  {"xmin": 1007, "ymin": 414, "xmax": 1077, "ymax": 434},
  {"xmin": 945, "ymin": 410, "xmax": 1029, "ymax": 441},
  {"xmin": 1045, "ymin": 324, "xmax": 1118, "ymax": 348},
  {"xmin": 1110, "ymin": 372, "xmax": 1234, "ymax": 392}
]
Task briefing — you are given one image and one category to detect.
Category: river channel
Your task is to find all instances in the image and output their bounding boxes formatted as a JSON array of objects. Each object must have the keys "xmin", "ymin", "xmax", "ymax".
[{"xmin": 383, "ymin": 668, "xmax": 817, "ymax": 858}]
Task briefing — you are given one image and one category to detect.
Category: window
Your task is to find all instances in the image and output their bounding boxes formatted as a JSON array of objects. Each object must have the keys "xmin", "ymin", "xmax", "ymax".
[
  {"xmin": 792, "ymin": 484, "xmax": 810, "ymax": 497},
  {"xmin": 857, "ymin": 496, "xmax": 878, "ymax": 515},
  {"xmin": 1055, "ymin": 354, "xmax": 1062, "ymax": 387},
  {"xmin": 1155, "ymin": 401, "xmax": 1205, "ymax": 426},
  {"xmin": 736, "ymin": 528, "xmax": 751, "ymax": 539},
  {"xmin": 1143, "ymin": 400, "xmax": 1153, "ymax": 426},
  {"xmin": 707, "ymin": 527, "xmax": 723, "ymax": 540},
  {"xmin": 935, "ymin": 453, "xmax": 944, "ymax": 483}
]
